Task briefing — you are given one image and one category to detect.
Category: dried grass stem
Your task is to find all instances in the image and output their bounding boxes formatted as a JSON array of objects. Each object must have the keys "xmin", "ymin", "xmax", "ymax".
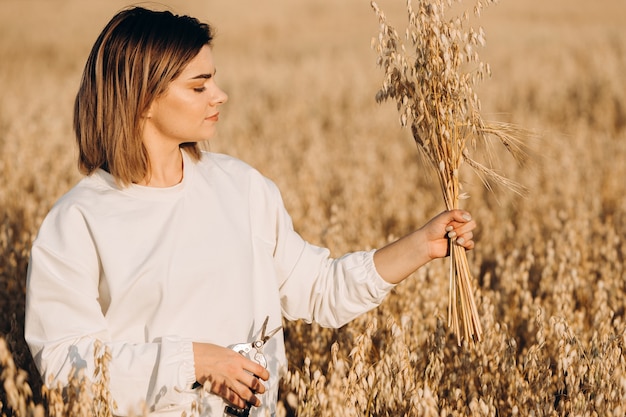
[{"xmin": 372, "ymin": 0, "xmax": 529, "ymax": 345}]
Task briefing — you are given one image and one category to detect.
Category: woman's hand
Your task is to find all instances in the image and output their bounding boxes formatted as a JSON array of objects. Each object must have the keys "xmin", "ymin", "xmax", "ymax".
[
  {"xmin": 192, "ymin": 342, "xmax": 270, "ymax": 409},
  {"xmin": 421, "ymin": 209, "xmax": 476, "ymax": 259},
  {"xmin": 373, "ymin": 209, "xmax": 477, "ymax": 284}
]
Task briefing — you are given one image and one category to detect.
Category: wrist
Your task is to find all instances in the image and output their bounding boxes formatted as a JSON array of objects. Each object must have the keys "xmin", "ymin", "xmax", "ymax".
[{"xmin": 373, "ymin": 229, "xmax": 431, "ymax": 284}]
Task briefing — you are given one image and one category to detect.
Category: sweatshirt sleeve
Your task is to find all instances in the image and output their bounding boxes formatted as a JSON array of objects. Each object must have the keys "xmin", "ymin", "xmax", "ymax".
[
  {"xmin": 260, "ymin": 179, "xmax": 396, "ymax": 328},
  {"xmin": 25, "ymin": 203, "xmax": 196, "ymax": 416}
]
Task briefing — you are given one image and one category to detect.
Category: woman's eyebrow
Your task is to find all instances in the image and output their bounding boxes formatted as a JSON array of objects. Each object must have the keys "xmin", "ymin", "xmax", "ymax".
[{"xmin": 190, "ymin": 69, "xmax": 217, "ymax": 80}]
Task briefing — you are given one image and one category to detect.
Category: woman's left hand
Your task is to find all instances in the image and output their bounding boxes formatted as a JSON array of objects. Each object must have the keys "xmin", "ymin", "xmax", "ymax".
[
  {"xmin": 373, "ymin": 209, "xmax": 477, "ymax": 285},
  {"xmin": 421, "ymin": 209, "xmax": 476, "ymax": 260}
]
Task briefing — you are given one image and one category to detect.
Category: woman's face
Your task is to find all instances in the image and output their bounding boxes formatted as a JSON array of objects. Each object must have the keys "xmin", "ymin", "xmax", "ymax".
[{"xmin": 143, "ymin": 45, "xmax": 228, "ymax": 149}]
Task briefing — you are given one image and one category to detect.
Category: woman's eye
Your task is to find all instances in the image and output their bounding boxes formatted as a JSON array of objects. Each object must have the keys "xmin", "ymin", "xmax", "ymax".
[{"xmin": 193, "ymin": 87, "xmax": 206, "ymax": 93}]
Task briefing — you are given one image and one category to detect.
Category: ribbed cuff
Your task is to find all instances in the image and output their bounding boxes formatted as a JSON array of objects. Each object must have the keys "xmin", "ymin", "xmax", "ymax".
[
  {"xmin": 156, "ymin": 337, "xmax": 196, "ymax": 398},
  {"xmin": 363, "ymin": 249, "xmax": 397, "ymax": 299}
]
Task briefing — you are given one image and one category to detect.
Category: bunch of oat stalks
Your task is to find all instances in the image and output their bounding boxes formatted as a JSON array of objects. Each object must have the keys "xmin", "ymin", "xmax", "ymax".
[{"xmin": 371, "ymin": 0, "xmax": 528, "ymax": 345}]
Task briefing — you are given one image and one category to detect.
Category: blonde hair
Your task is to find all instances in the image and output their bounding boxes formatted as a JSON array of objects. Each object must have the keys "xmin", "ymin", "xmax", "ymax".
[{"xmin": 74, "ymin": 7, "xmax": 212, "ymax": 185}]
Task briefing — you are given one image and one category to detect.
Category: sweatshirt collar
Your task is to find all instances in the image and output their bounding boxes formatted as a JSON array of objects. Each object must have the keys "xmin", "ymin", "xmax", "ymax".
[{"xmin": 94, "ymin": 149, "xmax": 195, "ymax": 200}]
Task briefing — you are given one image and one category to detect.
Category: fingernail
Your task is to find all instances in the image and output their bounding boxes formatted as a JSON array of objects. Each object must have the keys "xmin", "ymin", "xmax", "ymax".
[
  {"xmin": 456, "ymin": 237, "xmax": 465, "ymax": 245},
  {"xmin": 447, "ymin": 231, "xmax": 457, "ymax": 238},
  {"xmin": 462, "ymin": 214, "xmax": 472, "ymax": 221},
  {"xmin": 445, "ymin": 225, "xmax": 454, "ymax": 232}
]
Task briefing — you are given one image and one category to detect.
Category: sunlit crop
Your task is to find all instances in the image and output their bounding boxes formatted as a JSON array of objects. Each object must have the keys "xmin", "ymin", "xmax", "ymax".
[{"xmin": 1, "ymin": 0, "xmax": 625, "ymax": 416}]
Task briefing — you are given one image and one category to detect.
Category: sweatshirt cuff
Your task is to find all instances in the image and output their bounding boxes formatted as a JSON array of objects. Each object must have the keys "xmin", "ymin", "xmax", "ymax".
[
  {"xmin": 160, "ymin": 337, "xmax": 196, "ymax": 392},
  {"xmin": 146, "ymin": 337, "xmax": 197, "ymax": 411},
  {"xmin": 364, "ymin": 249, "xmax": 397, "ymax": 297}
]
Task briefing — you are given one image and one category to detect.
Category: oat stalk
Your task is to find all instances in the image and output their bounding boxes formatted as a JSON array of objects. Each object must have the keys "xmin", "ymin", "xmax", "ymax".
[{"xmin": 371, "ymin": 0, "xmax": 527, "ymax": 346}]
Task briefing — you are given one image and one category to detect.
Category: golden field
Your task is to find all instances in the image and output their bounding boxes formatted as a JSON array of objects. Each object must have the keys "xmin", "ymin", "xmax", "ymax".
[{"xmin": 1, "ymin": 0, "xmax": 626, "ymax": 415}]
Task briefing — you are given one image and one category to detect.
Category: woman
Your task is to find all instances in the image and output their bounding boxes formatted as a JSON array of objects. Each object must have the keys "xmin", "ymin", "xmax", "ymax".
[{"xmin": 24, "ymin": 6, "xmax": 476, "ymax": 417}]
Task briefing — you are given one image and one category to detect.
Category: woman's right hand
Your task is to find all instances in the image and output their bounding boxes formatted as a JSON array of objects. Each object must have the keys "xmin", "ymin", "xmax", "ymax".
[{"xmin": 192, "ymin": 342, "xmax": 270, "ymax": 409}]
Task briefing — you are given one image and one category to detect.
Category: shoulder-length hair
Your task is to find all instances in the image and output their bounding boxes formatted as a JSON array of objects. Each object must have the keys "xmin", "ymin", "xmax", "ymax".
[{"xmin": 74, "ymin": 7, "xmax": 213, "ymax": 185}]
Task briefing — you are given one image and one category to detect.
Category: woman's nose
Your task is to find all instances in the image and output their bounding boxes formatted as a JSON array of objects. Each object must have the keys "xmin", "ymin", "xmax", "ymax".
[{"xmin": 211, "ymin": 85, "xmax": 228, "ymax": 106}]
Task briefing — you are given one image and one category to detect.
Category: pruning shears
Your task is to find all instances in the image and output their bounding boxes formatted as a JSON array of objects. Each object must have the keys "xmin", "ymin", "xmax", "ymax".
[{"xmin": 224, "ymin": 316, "xmax": 282, "ymax": 417}]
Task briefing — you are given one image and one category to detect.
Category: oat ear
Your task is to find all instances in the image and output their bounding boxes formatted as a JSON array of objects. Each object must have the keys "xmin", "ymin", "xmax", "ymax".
[{"xmin": 372, "ymin": 0, "xmax": 531, "ymax": 346}]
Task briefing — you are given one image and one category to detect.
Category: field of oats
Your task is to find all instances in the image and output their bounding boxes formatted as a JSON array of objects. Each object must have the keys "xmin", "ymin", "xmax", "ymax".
[{"xmin": 1, "ymin": 0, "xmax": 626, "ymax": 415}]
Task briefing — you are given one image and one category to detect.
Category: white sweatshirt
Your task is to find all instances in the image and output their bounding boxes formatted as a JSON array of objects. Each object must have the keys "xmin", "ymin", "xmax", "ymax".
[{"xmin": 25, "ymin": 150, "xmax": 394, "ymax": 417}]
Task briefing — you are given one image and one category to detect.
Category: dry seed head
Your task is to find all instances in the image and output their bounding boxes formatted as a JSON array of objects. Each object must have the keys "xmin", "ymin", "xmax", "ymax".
[{"xmin": 371, "ymin": 0, "xmax": 530, "ymax": 344}]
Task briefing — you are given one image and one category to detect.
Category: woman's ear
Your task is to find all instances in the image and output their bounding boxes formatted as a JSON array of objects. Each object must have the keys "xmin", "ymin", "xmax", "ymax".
[{"xmin": 144, "ymin": 102, "xmax": 154, "ymax": 119}]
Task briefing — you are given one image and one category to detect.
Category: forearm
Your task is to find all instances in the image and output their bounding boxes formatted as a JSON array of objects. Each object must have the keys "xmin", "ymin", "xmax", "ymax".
[
  {"xmin": 373, "ymin": 229, "xmax": 432, "ymax": 285},
  {"xmin": 372, "ymin": 209, "xmax": 476, "ymax": 285}
]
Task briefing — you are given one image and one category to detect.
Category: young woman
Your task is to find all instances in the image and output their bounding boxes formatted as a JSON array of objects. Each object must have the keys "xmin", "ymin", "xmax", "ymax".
[{"xmin": 25, "ymin": 6, "xmax": 476, "ymax": 417}]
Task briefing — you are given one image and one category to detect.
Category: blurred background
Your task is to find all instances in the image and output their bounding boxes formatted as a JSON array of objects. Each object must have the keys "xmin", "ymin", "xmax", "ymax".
[{"xmin": 1, "ymin": 0, "xmax": 626, "ymax": 414}]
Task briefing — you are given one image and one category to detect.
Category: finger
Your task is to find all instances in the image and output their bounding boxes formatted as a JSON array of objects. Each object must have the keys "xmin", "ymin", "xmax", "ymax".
[
  {"xmin": 454, "ymin": 220, "xmax": 476, "ymax": 235},
  {"xmin": 455, "ymin": 232, "xmax": 474, "ymax": 248},
  {"xmin": 457, "ymin": 239, "xmax": 475, "ymax": 250},
  {"xmin": 248, "ymin": 374, "xmax": 266, "ymax": 394},
  {"xmin": 218, "ymin": 384, "xmax": 247, "ymax": 410},
  {"xmin": 233, "ymin": 380, "xmax": 261, "ymax": 407},
  {"xmin": 454, "ymin": 210, "xmax": 473, "ymax": 223},
  {"xmin": 447, "ymin": 219, "xmax": 476, "ymax": 238},
  {"xmin": 209, "ymin": 372, "xmax": 254, "ymax": 409},
  {"xmin": 245, "ymin": 362, "xmax": 270, "ymax": 381}
]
